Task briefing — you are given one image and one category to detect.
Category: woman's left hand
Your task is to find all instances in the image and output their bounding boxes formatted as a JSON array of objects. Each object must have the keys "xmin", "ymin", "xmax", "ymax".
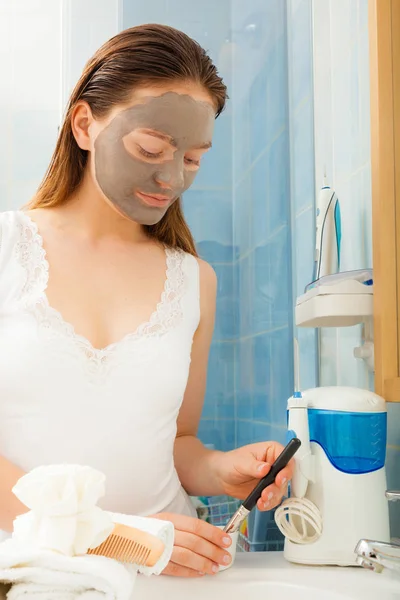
[{"xmin": 214, "ymin": 441, "xmax": 294, "ymax": 511}]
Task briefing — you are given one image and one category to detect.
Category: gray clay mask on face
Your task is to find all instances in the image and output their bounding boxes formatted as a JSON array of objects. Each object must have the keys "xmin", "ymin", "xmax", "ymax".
[{"xmin": 94, "ymin": 92, "xmax": 215, "ymax": 225}]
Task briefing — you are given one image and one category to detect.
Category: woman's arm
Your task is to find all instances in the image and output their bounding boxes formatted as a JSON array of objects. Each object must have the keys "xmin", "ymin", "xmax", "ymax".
[
  {"xmin": 174, "ymin": 259, "xmax": 226, "ymax": 496},
  {"xmin": 174, "ymin": 259, "xmax": 294, "ymax": 507},
  {"xmin": 0, "ymin": 456, "xmax": 27, "ymax": 531}
]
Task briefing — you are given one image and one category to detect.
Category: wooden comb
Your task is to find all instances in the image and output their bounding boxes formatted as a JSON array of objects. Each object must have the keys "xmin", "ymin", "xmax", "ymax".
[{"xmin": 87, "ymin": 523, "xmax": 165, "ymax": 566}]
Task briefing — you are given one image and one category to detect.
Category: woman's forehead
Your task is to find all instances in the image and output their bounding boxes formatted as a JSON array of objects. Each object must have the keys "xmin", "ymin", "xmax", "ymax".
[{"xmin": 105, "ymin": 92, "xmax": 216, "ymax": 146}]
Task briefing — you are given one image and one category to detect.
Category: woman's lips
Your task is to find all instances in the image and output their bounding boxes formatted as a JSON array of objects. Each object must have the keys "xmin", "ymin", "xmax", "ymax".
[{"xmin": 136, "ymin": 191, "xmax": 172, "ymax": 208}]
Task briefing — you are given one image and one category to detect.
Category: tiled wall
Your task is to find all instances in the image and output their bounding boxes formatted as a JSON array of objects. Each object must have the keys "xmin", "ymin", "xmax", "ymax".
[
  {"xmin": 310, "ymin": 0, "xmax": 400, "ymax": 538},
  {"xmin": 232, "ymin": 0, "xmax": 293, "ymax": 449},
  {"xmin": 287, "ymin": 0, "xmax": 318, "ymax": 392}
]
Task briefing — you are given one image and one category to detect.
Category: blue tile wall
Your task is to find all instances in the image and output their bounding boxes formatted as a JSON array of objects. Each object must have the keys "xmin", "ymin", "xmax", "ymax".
[
  {"xmin": 266, "ymin": 41, "xmax": 289, "ymax": 145},
  {"xmin": 287, "ymin": 0, "xmax": 318, "ymax": 391},
  {"xmin": 232, "ymin": 0, "xmax": 294, "ymax": 451},
  {"xmin": 251, "ymin": 152, "xmax": 269, "ymax": 249},
  {"xmin": 206, "ymin": 342, "xmax": 236, "ymax": 420},
  {"xmin": 249, "ymin": 66, "xmax": 269, "ymax": 163},
  {"xmin": 268, "ymin": 133, "xmax": 291, "ymax": 235},
  {"xmin": 233, "ymin": 178, "xmax": 252, "ymax": 260},
  {"xmin": 292, "ymin": 100, "xmax": 315, "ymax": 215}
]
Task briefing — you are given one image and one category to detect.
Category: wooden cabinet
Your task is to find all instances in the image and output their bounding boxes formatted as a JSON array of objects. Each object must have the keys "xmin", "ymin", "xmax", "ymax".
[{"xmin": 370, "ymin": 0, "xmax": 400, "ymax": 401}]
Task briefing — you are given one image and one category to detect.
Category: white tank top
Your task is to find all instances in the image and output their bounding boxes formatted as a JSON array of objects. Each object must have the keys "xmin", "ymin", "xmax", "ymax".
[{"xmin": 0, "ymin": 210, "xmax": 199, "ymax": 518}]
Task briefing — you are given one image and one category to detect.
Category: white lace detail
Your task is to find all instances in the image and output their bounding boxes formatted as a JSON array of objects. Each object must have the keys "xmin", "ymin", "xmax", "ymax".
[
  {"xmin": 14, "ymin": 212, "xmax": 186, "ymax": 377},
  {"xmin": 14, "ymin": 214, "xmax": 48, "ymax": 301}
]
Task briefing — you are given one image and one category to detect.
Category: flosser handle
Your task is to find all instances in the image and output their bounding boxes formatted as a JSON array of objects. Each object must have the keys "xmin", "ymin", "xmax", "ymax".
[{"xmin": 242, "ymin": 437, "xmax": 301, "ymax": 511}]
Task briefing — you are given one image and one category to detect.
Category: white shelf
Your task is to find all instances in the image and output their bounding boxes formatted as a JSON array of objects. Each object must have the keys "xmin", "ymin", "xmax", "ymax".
[{"xmin": 295, "ymin": 281, "xmax": 373, "ymax": 328}]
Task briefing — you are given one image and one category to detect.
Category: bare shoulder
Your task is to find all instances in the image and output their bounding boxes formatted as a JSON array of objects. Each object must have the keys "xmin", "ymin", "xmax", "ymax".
[
  {"xmin": 194, "ymin": 258, "xmax": 217, "ymax": 323},
  {"xmin": 196, "ymin": 257, "xmax": 217, "ymax": 288}
]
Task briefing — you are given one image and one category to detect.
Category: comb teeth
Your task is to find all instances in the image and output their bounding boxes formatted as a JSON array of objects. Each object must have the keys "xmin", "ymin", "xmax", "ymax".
[{"xmin": 88, "ymin": 534, "xmax": 151, "ymax": 565}]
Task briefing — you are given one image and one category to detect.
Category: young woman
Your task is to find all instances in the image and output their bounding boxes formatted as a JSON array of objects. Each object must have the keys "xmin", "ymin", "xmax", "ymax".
[{"xmin": 0, "ymin": 24, "xmax": 293, "ymax": 577}]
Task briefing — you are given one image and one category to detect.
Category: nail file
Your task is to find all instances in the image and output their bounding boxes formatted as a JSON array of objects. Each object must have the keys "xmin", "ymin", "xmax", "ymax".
[{"xmin": 223, "ymin": 437, "xmax": 301, "ymax": 534}]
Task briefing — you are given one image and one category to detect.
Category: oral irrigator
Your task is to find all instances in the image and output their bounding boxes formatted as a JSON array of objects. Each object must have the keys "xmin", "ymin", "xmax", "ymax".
[
  {"xmin": 276, "ymin": 387, "xmax": 390, "ymax": 565},
  {"xmin": 275, "ymin": 341, "xmax": 390, "ymax": 565}
]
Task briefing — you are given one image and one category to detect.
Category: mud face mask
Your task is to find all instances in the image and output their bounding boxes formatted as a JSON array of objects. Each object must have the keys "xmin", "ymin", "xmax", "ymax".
[{"xmin": 93, "ymin": 92, "xmax": 215, "ymax": 225}]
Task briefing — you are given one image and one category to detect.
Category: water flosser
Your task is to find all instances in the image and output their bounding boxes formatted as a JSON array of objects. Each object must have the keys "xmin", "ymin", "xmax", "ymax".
[
  {"xmin": 313, "ymin": 175, "xmax": 341, "ymax": 281},
  {"xmin": 287, "ymin": 340, "xmax": 313, "ymax": 498},
  {"xmin": 287, "ymin": 395, "xmax": 313, "ymax": 498}
]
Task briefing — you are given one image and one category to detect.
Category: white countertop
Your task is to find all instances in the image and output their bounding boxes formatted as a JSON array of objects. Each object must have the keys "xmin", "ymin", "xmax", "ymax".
[{"xmin": 134, "ymin": 551, "xmax": 400, "ymax": 600}]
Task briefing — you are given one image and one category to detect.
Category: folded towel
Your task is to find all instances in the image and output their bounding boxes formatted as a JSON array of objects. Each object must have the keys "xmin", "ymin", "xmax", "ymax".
[
  {"xmin": 12, "ymin": 465, "xmax": 114, "ymax": 556},
  {"xmin": 0, "ymin": 510, "xmax": 175, "ymax": 599},
  {"xmin": 0, "ymin": 465, "xmax": 175, "ymax": 598},
  {"xmin": 0, "ymin": 539, "xmax": 136, "ymax": 600},
  {"xmin": 109, "ymin": 513, "xmax": 174, "ymax": 576}
]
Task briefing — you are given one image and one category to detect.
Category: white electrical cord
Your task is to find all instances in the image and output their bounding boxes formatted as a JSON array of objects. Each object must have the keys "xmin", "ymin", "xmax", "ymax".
[{"xmin": 274, "ymin": 497, "xmax": 323, "ymax": 544}]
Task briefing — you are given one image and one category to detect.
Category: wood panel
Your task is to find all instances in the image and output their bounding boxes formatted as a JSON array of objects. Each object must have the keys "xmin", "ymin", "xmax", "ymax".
[
  {"xmin": 369, "ymin": 0, "xmax": 400, "ymax": 401},
  {"xmin": 392, "ymin": 0, "xmax": 400, "ymax": 377}
]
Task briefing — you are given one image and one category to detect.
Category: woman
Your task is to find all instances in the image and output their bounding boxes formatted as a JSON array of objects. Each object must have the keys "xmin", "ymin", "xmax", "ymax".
[{"xmin": 0, "ymin": 24, "xmax": 293, "ymax": 577}]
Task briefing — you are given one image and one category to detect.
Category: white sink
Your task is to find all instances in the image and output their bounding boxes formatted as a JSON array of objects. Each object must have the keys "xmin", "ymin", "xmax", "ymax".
[{"xmin": 134, "ymin": 552, "xmax": 400, "ymax": 600}]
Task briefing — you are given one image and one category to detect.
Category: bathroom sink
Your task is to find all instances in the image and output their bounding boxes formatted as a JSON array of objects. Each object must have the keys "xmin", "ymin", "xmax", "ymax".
[{"xmin": 134, "ymin": 552, "xmax": 400, "ymax": 599}]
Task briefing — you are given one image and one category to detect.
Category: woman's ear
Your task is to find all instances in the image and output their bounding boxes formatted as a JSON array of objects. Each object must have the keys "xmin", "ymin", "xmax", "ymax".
[{"xmin": 71, "ymin": 101, "xmax": 94, "ymax": 151}]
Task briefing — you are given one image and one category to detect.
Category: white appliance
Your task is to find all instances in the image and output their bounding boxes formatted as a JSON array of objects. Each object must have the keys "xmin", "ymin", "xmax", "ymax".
[
  {"xmin": 313, "ymin": 176, "xmax": 341, "ymax": 281},
  {"xmin": 275, "ymin": 386, "xmax": 390, "ymax": 566}
]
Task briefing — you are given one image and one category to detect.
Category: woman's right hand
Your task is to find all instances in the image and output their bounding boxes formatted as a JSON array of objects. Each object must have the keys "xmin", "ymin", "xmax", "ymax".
[{"xmin": 151, "ymin": 513, "xmax": 233, "ymax": 577}]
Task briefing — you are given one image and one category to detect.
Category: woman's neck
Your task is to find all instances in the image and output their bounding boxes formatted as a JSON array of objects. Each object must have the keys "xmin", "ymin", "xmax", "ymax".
[{"xmin": 50, "ymin": 169, "xmax": 149, "ymax": 243}]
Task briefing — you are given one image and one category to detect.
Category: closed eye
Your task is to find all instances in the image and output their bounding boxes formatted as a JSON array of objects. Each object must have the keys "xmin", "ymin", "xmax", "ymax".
[
  {"xmin": 137, "ymin": 146, "xmax": 163, "ymax": 159},
  {"xmin": 185, "ymin": 157, "xmax": 200, "ymax": 166}
]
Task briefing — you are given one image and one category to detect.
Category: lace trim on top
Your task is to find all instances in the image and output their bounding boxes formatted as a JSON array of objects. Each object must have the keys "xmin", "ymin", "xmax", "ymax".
[{"xmin": 14, "ymin": 211, "xmax": 186, "ymax": 366}]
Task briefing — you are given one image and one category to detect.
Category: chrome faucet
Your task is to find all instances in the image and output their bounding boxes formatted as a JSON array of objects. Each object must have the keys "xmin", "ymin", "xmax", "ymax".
[{"xmin": 354, "ymin": 490, "xmax": 400, "ymax": 575}]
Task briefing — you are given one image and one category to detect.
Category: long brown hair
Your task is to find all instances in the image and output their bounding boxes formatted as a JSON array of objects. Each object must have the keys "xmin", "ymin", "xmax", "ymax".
[{"xmin": 28, "ymin": 24, "xmax": 227, "ymax": 256}]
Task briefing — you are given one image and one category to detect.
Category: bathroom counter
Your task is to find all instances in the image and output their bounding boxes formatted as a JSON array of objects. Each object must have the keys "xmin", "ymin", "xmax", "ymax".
[{"xmin": 134, "ymin": 551, "xmax": 400, "ymax": 599}]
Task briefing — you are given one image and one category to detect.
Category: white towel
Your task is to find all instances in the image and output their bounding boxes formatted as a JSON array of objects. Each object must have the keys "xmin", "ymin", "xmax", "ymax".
[
  {"xmin": 109, "ymin": 513, "xmax": 174, "ymax": 576},
  {"xmin": 0, "ymin": 465, "xmax": 176, "ymax": 598},
  {"xmin": 11, "ymin": 465, "xmax": 115, "ymax": 556},
  {"xmin": 0, "ymin": 538, "xmax": 136, "ymax": 600},
  {"xmin": 0, "ymin": 511, "xmax": 176, "ymax": 599}
]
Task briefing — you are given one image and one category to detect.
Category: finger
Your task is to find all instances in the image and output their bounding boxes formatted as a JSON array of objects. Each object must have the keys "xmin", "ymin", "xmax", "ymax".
[
  {"xmin": 255, "ymin": 461, "xmax": 271, "ymax": 478},
  {"xmin": 156, "ymin": 513, "xmax": 232, "ymax": 549},
  {"xmin": 274, "ymin": 465, "xmax": 292, "ymax": 488},
  {"xmin": 258, "ymin": 462, "xmax": 292, "ymax": 490},
  {"xmin": 170, "ymin": 544, "xmax": 221, "ymax": 576},
  {"xmin": 257, "ymin": 482, "xmax": 283, "ymax": 507},
  {"xmin": 236, "ymin": 454, "xmax": 272, "ymax": 479},
  {"xmin": 174, "ymin": 530, "xmax": 231, "ymax": 568},
  {"xmin": 266, "ymin": 443, "xmax": 281, "ymax": 464},
  {"xmin": 260, "ymin": 483, "xmax": 282, "ymax": 503},
  {"xmin": 257, "ymin": 494, "xmax": 281, "ymax": 511},
  {"xmin": 258, "ymin": 442, "xmax": 288, "ymax": 465},
  {"xmin": 162, "ymin": 561, "xmax": 204, "ymax": 578},
  {"xmin": 254, "ymin": 442, "xmax": 276, "ymax": 463},
  {"xmin": 257, "ymin": 482, "xmax": 290, "ymax": 511},
  {"xmin": 257, "ymin": 489, "xmax": 275, "ymax": 511},
  {"xmin": 254, "ymin": 443, "xmax": 285, "ymax": 475}
]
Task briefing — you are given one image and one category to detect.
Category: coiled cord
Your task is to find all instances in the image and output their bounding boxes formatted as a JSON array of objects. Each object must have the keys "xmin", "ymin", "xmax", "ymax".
[{"xmin": 274, "ymin": 497, "xmax": 323, "ymax": 544}]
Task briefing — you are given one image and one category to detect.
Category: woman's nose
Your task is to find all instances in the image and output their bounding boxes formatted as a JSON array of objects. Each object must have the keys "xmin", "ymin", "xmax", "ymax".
[{"xmin": 155, "ymin": 161, "xmax": 184, "ymax": 190}]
